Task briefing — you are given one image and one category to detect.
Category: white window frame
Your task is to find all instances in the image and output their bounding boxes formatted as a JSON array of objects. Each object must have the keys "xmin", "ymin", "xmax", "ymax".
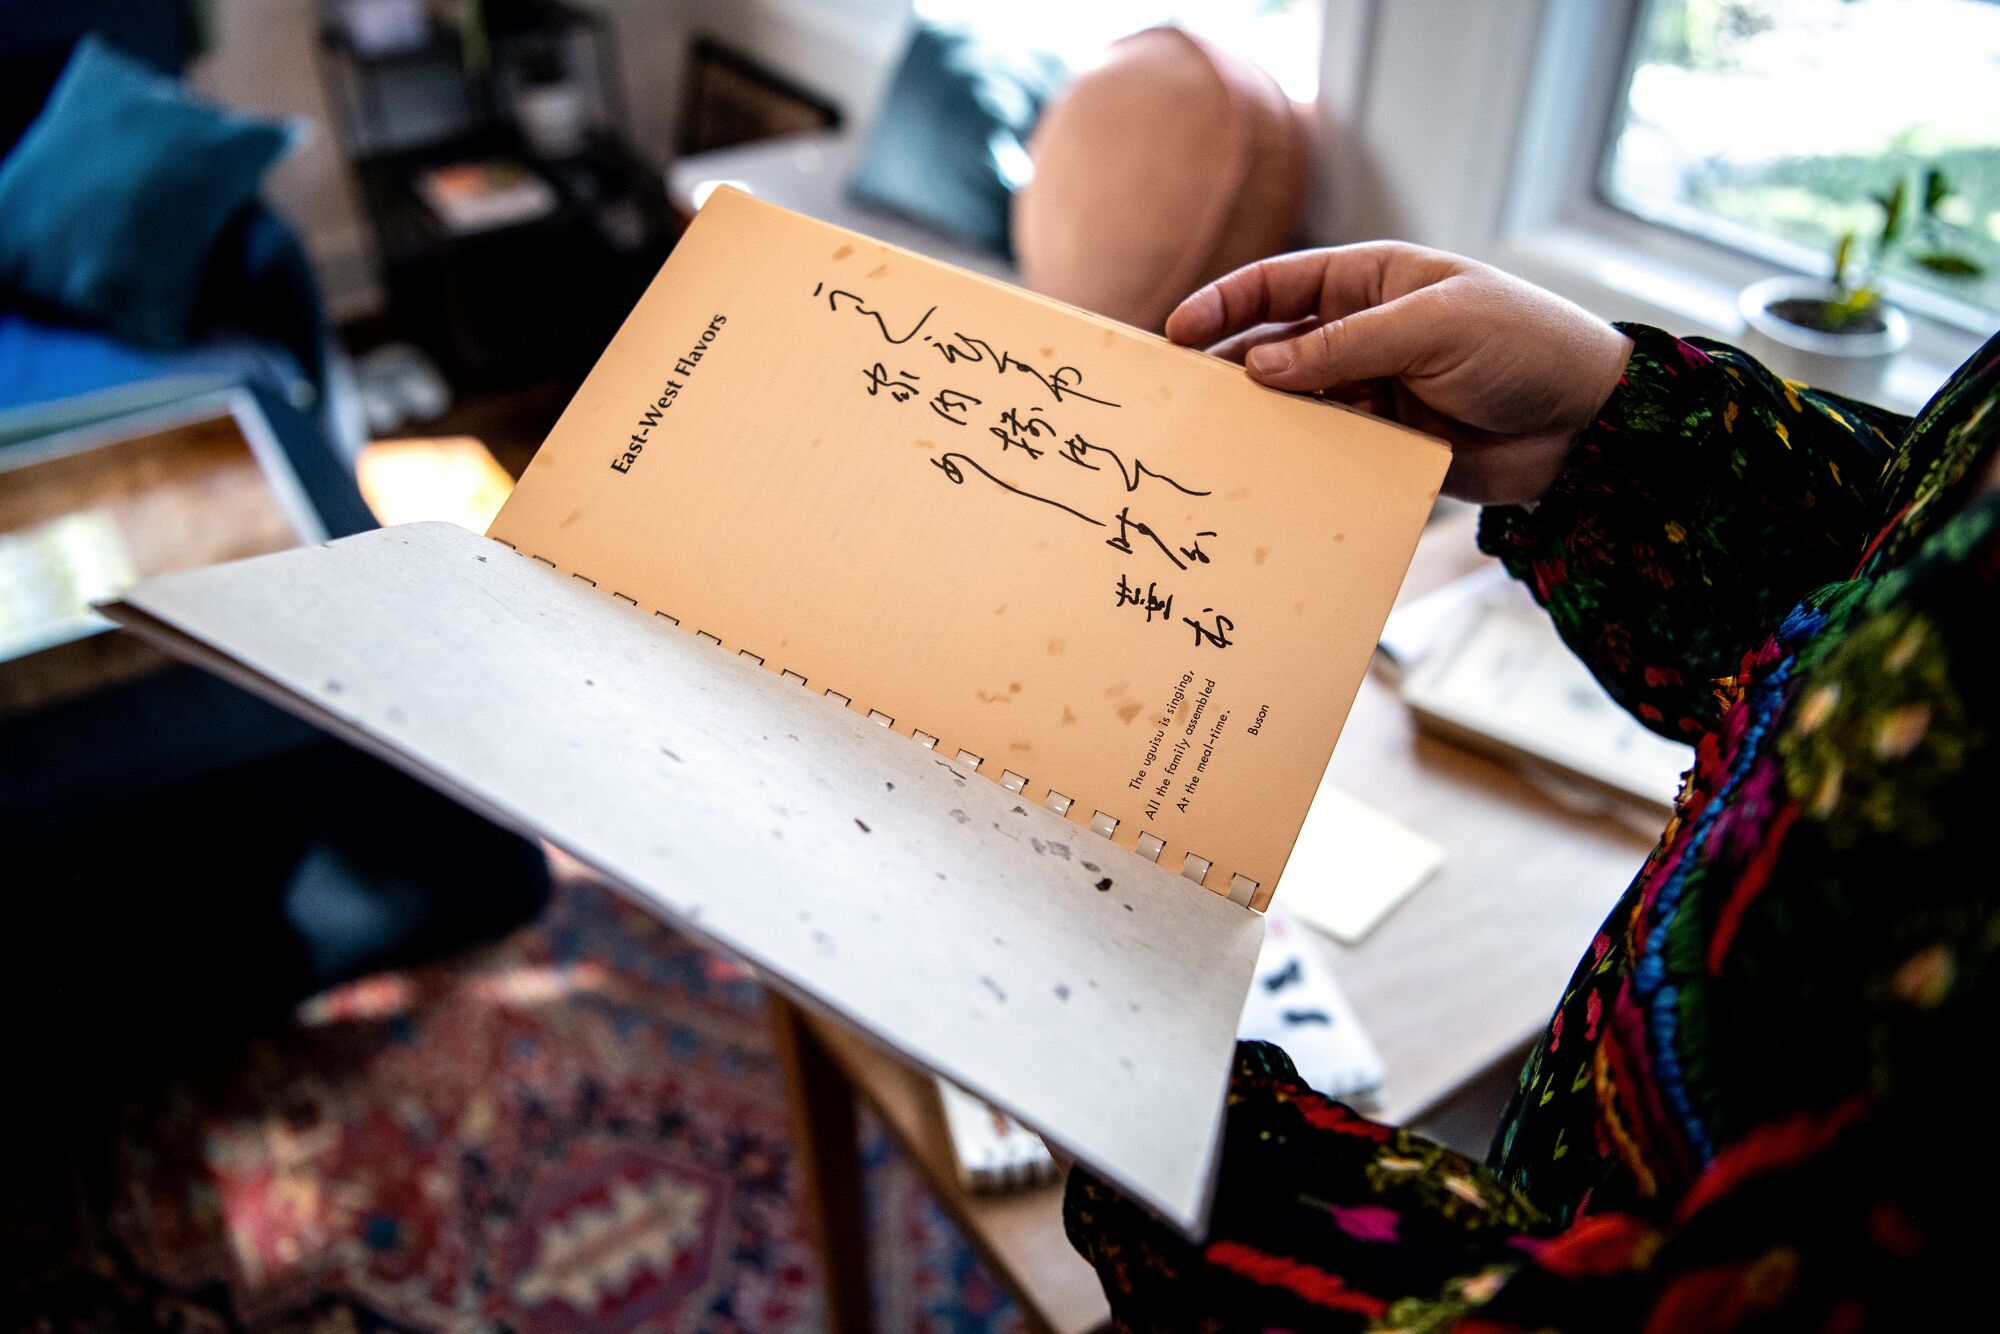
[{"xmin": 1306, "ymin": 0, "xmax": 1990, "ymax": 414}]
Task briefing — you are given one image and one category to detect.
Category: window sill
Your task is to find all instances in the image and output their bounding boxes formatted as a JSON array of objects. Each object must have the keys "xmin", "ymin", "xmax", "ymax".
[{"xmin": 1492, "ymin": 222, "xmax": 1980, "ymax": 418}]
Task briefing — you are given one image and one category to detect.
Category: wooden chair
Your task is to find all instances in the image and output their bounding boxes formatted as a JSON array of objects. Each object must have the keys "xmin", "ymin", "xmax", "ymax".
[{"xmin": 768, "ymin": 993, "xmax": 1110, "ymax": 1334}]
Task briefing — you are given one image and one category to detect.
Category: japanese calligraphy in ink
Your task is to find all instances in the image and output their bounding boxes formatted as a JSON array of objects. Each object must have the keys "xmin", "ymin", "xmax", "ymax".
[{"xmin": 812, "ymin": 281, "xmax": 1237, "ymax": 652}]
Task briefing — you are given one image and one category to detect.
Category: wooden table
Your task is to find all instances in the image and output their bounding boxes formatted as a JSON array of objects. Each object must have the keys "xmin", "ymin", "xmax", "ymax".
[
  {"xmin": 770, "ymin": 996, "xmax": 1112, "ymax": 1334},
  {"xmin": 775, "ymin": 503, "xmax": 1657, "ymax": 1333},
  {"xmin": 1322, "ymin": 505, "xmax": 1658, "ymax": 1126}
]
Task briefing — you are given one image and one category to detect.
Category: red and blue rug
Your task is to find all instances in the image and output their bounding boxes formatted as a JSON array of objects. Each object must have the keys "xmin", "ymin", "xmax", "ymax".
[{"xmin": 5, "ymin": 873, "xmax": 1025, "ymax": 1332}]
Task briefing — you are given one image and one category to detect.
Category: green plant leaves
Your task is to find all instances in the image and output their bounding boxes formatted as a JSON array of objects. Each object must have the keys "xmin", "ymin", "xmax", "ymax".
[
  {"xmin": 1824, "ymin": 288, "xmax": 1880, "ymax": 328},
  {"xmin": 1911, "ymin": 251, "xmax": 1985, "ymax": 279},
  {"xmin": 1875, "ymin": 177, "xmax": 1909, "ymax": 250},
  {"xmin": 1922, "ymin": 167, "xmax": 1952, "ymax": 216},
  {"xmin": 1832, "ymin": 230, "xmax": 1856, "ymax": 287}
]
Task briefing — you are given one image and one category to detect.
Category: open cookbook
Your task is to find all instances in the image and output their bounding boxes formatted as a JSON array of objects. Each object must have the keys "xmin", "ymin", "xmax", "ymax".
[{"xmin": 102, "ymin": 188, "xmax": 1448, "ymax": 1232}]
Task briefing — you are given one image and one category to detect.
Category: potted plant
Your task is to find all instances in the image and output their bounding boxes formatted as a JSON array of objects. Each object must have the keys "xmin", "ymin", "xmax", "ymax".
[{"xmin": 1739, "ymin": 167, "xmax": 1985, "ymax": 395}]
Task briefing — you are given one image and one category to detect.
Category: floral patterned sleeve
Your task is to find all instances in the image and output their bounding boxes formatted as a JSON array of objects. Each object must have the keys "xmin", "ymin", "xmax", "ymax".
[
  {"xmin": 1063, "ymin": 334, "xmax": 2000, "ymax": 1332},
  {"xmin": 1069, "ymin": 1008, "xmax": 1979, "ymax": 1332},
  {"xmin": 1477, "ymin": 323, "xmax": 1907, "ymax": 741}
]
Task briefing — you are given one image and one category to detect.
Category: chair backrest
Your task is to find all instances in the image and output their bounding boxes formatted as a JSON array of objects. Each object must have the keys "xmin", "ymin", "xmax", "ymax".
[{"xmin": 1012, "ymin": 26, "xmax": 1310, "ymax": 333}]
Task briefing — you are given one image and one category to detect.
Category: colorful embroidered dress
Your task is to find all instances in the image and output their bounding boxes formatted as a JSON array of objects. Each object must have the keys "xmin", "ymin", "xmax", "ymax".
[{"xmin": 1066, "ymin": 323, "xmax": 2000, "ymax": 1330}]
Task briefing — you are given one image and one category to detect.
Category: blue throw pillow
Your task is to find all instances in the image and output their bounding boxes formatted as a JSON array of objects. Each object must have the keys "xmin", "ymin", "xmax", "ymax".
[
  {"xmin": 0, "ymin": 36, "xmax": 299, "ymax": 347},
  {"xmin": 847, "ymin": 23, "xmax": 1065, "ymax": 259}
]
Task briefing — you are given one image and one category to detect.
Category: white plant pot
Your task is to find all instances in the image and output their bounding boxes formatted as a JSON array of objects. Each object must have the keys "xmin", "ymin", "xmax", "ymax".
[{"xmin": 1737, "ymin": 275, "xmax": 1909, "ymax": 401}]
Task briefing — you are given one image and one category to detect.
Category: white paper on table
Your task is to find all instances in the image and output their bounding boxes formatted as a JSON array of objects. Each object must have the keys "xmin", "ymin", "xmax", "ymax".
[
  {"xmin": 1401, "ymin": 587, "xmax": 1695, "ymax": 811},
  {"xmin": 935, "ymin": 1076, "xmax": 1061, "ymax": 1193},
  {"xmin": 1238, "ymin": 908, "xmax": 1385, "ymax": 1102},
  {"xmin": 1275, "ymin": 786, "xmax": 1444, "ymax": 945},
  {"xmin": 1374, "ymin": 561, "xmax": 1510, "ymax": 681}
]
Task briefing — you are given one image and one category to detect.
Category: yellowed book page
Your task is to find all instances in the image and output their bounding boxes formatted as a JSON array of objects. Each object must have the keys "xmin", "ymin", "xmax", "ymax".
[
  {"xmin": 491, "ymin": 189, "xmax": 1448, "ymax": 908},
  {"xmin": 106, "ymin": 522, "xmax": 1265, "ymax": 1233}
]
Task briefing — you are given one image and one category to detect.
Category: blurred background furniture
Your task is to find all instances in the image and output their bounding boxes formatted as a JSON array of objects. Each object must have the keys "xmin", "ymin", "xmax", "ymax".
[
  {"xmin": 317, "ymin": 0, "xmax": 674, "ymax": 381},
  {"xmin": 0, "ymin": 0, "xmax": 360, "ymax": 461},
  {"xmin": 678, "ymin": 34, "xmax": 842, "ymax": 157},
  {"xmin": 1013, "ymin": 26, "xmax": 1309, "ymax": 332},
  {"xmin": 0, "ymin": 382, "xmax": 550, "ymax": 1104},
  {"xmin": 0, "ymin": 386, "xmax": 371, "ymax": 826},
  {"xmin": 670, "ymin": 132, "xmax": 1016, "ymax": 280},
  {"xmin": 1, "ymin": 388, "xmax": 333, "ymax": 719},
  {"xmin": 663, "ymin": 13, "xmax": 1062, "ymax": 283},
  {"xmin": 667, "ymin": 20, "xmax": 1312, "ymax": 331}
]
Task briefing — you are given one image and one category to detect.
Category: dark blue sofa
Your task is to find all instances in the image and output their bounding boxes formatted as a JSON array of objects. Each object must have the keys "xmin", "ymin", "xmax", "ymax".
[{"xmin": 0, "ymin": 0, "xmax": 338, "ymax": 447}]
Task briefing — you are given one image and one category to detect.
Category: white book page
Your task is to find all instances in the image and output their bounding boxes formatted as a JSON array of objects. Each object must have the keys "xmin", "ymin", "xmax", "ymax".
[{"xmin": 105, "ymin": 521, "xmax": 1264, "ymax": 1232}]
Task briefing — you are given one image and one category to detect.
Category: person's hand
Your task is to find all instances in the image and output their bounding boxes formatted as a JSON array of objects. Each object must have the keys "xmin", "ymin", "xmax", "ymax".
[{"xmin": 1168, "ymin": 243, "xmax": 1634, "ymax": 505}]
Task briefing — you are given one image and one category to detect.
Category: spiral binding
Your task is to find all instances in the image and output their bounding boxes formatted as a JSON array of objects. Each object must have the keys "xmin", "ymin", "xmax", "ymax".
[{"xmin": 490, "ymin": 538, "xmax": 1261, "ymax": 909}]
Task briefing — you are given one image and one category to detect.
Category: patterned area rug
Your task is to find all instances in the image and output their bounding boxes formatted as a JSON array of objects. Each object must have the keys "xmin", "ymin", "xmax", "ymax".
[{"xmin": 3, "ymin": 874, "xmax": 1028, "ymax": 1332}]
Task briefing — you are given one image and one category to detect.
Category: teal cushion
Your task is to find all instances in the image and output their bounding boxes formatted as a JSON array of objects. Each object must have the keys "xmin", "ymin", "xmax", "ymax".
[
  {"xmin": 847, "ymin": 23, "xmax": 1065, "ymax": 259},
  {"xmin": 0, "ymin": 36, "xmax": 298, "ymax": 347}
]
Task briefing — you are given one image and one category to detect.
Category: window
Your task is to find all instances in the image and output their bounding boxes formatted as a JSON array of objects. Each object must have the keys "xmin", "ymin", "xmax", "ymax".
[
  {"xmin": 1602, "ymin": 0, "xmax": 2000, "ymax": 323},
  {"xmin": 914, "ymin": 0, "xmax": 1323, "ymax": 101}
]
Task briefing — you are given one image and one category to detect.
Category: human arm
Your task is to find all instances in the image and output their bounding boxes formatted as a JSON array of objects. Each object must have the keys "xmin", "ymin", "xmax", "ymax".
[
  {"xmin": 1172, "ymin": 246, "xmax": 1908, "ymax": 738},
  {"xmin": 1066, "ymin": 1041, "xmax": 1958, "ymax": 1333},
  {"xmin": 1475, "ymin": 326, "xmax": 1907, "ymax": 739},
  {"xmin": 1066, "ymin": 487, "xmax": 2000, "ymax": 1333}
]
